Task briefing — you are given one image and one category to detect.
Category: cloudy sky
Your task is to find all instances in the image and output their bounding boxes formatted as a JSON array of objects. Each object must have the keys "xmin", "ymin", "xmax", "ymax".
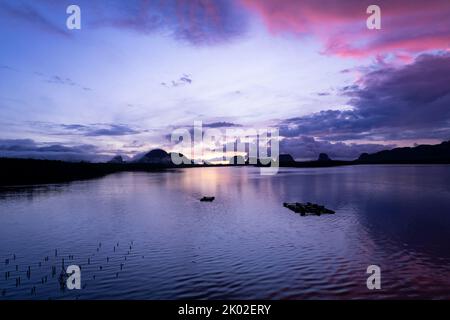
[{"xmin": 0, "ymin": 0, "xmax": 449, "ymax": 161}]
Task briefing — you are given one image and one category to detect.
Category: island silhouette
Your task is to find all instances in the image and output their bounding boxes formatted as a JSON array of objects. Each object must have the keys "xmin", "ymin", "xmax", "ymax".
[{"xmin": 1, "ymin": 141, "xmax": 449, "ymax": 186}]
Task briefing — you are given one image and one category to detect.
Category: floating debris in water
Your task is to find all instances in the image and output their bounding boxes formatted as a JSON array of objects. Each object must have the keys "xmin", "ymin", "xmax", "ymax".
[
  {"xmin": 200, "ymin": 196, "xmax": 215, "ymax": 202},
  {"xmin": 283, "ymin": 202, "xmax": 335, "ymax": 216}
]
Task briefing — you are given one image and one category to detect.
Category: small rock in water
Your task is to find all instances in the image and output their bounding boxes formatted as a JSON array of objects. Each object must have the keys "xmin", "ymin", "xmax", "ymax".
[
  {"xmin": 283, "ymin": 202, "xmax": 335, "ymax": 216},
  {"xmin": 200, "ymin": 196, "xmax": 215, "ymax": 202}
]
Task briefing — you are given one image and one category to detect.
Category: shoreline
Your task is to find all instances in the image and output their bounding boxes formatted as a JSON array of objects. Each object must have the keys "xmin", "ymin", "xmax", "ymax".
[{"xmin": 1, "ymin": 157, "xmax": 449, "ymax": 187}]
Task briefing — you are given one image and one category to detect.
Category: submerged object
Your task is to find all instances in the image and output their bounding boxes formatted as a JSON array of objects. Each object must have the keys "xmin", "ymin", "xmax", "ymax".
[
  {"xmin": 200, "ymin": 196, "xmax": 215, "ymax": 202},
  {"xmin": 283, "ymin": 202, "xmax": 335, "ymax": 216}
]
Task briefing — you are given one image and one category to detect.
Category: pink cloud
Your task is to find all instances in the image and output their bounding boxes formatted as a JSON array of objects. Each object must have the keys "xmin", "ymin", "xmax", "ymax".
[{"xmin": 240, "ymin": 0, "xmax": 450, "ymax": 58}]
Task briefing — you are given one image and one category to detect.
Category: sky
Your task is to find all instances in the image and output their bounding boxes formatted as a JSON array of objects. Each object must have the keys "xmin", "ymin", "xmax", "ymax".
[{"xmin": 0, "ymin": 0, "xmax": 449, "ymax": 161}]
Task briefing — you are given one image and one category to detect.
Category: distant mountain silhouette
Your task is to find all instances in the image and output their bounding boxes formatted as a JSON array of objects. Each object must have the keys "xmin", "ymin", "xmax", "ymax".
[
  {"xmin": 137, "ymin": 149, "xmax": 192, "ymax": 165},
  {"xmin": 276, "ymin": 154, "xmax": 348, "ymax": 168},
  {"xmin": 275, "ymin": 141, "xmax": 450, "ymax": 167},
  {"xmin": 138, "ymin": 149, "xmax": 172, "ymax": 164},
  {"xmin": 108, "ymin": 155, "xmax": 124, "ymax": 164},
  {"xmin": 2, "ymin": 141, "xmax": 449, "ymax": 186},
  {"xmin": 0, "ymin": 148, "xmax": 193, "ymax": 186},
  {"xmin": 357, "ymin": 140, "xmax": 450, "ymax": 163},
  {"xmin": 318, "ymin": 153, "xmax": 331, "ymax": 162},
  {"xmin": 278, "ymin": 154, "xmax": 295, "ymax": 163}
]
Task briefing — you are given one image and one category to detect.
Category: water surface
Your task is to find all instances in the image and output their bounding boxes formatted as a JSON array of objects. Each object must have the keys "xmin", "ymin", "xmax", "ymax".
[{"xmin": 1, "ymin": 165, "xmax": 450, "ymax": 299}]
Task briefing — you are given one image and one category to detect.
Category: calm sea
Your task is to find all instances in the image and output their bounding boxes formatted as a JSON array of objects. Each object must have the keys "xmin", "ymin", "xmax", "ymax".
[{"xmin": 1, "ymin": 165, "xmax": 450, "ymax": 299}]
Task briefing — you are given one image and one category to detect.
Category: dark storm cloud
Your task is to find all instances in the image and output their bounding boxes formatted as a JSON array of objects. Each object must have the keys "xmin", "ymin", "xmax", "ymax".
[{"xmin": 280, "ymin": 53, "xmax": 450, "ymax": 142}]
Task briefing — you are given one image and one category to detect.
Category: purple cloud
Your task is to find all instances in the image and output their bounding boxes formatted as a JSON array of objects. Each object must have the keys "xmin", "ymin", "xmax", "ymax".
[
  {"xmin": 60, "ymin": 123, "xmax": 142, "ymax": 137},
  {"xmin": 30, "ymin": 122, "xmax": 143, "ymax": 137},
  {"xmin": 203, "ymin": 122, "xmax": 242, "ymax": 128},
  {"xmin": 280, "ymin": 52, "xmax": 450, "ymax": 142},
  {"xmin": 91, "ymin": 0, "xmax": 248, "ymax": 45},
  {"xmin": 0, "ymin": 139, "xmax": 109, "ymax": 162},
  {"xmin": 2, "ymin": 0, "xmax": 248, "ymax": 45},
  {"xmin": 0, "ymin": 1, "xmax": 69, "ymax": 37}
]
